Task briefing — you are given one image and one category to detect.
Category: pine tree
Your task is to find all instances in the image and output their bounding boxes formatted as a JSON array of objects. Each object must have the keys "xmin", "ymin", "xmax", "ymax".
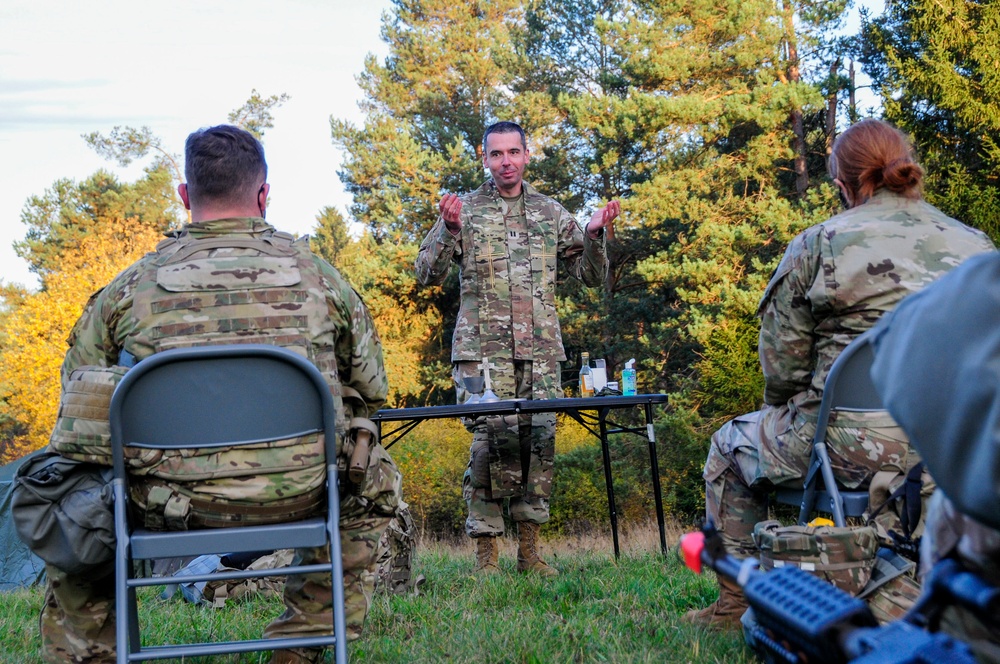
[{"xmin": 861, "ymin": 0, "xmax": 1000, "ymax": 241}]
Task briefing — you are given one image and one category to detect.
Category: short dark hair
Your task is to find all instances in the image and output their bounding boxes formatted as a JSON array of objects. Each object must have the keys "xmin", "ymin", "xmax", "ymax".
[
  {"xmin": 482, "ymin": 121, "xmax": 526, "ymax": 154},
  {"xmin": 184, "ymin": 125, "xmax": 267, "ymax": 207}
]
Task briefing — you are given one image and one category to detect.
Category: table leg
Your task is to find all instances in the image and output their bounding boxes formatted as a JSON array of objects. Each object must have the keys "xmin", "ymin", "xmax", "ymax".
[
  {"xmin": 645, "ymin": 402, "xmax": 667, "ymax": 555},
  {"xmin": 598, "ymin": 407, "xmax": 620, "ymax": 559}
]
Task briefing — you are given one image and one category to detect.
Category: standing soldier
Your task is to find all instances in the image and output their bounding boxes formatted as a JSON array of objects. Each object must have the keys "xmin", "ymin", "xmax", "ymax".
[
  {"xmin": 31, "ymin": 125, "xmax": 402, "ymax": 664},
  {"xmin": 415, "ymin": 121, "xmax": 619, "ymax": 576}
]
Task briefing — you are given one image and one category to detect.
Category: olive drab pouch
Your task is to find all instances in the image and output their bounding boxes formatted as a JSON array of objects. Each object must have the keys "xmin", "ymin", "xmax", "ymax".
[
  {"xmin": 11, "ymin": 450, "xmax": 115, "ymax": 574},
  {"xmin": 753, "ymin": 519, "xmax": 879, "ymax": 596},
  {"xmin": 49, "ymin": 365, "xmax": 130, "ymax": 466}
]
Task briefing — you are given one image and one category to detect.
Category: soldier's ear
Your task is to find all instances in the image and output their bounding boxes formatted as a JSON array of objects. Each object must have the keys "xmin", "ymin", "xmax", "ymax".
[{"xmin": 178, "ymin": 183, "xmax": 191, "ymax": 210}]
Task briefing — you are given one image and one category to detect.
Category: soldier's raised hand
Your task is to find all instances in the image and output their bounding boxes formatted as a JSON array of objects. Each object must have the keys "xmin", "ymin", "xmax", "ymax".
[
  {"xmin": 586, "ymin": 200, "xmax": 621, "ymax": 238},
  {"xmin": 440, "ymin": 193, "xmax": 463, "ymax": 234}
]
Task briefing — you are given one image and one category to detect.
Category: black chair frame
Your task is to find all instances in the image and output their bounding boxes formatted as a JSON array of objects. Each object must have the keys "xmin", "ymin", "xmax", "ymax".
[
  {"xmin": 109, "ymin": 344, "xmax": 348, "ymax": 663},
  {"xmin": 774, "ymin": 330, "xmax": 881, "ymax": 527}
]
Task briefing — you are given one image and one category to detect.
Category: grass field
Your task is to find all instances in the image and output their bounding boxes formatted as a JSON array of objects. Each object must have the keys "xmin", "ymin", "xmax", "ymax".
[{"xmin": 0, "ymin": 522, "xmax": 754, "ymax": 663}]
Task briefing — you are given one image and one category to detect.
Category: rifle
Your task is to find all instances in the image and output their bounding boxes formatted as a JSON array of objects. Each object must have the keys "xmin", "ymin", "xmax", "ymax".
[{"xmin": 680, "ymin": 520, "xmax": 997, "ymax": 663}]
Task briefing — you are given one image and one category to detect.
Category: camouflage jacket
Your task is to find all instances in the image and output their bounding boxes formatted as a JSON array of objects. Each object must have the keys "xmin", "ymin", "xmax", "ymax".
[
  {"xmin": 415, "ymin": 180, "xmax": 608, "ymax": 364},
  {"xmin": 60, "ymin": 217, "xmax": 387, "ymax": 494},
  {"xmin": 758, "ymin": 190, "xmax": 994, "ymax": 415}
]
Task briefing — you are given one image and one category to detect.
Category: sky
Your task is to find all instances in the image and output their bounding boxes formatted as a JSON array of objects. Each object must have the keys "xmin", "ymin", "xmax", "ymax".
[
  {"xmin": 0, "ymin": 1, "xmax": 881, "ymax": 292},
  {"xmin": 0, "ymin": 0, "xmax": 392, "ymax": 290}
]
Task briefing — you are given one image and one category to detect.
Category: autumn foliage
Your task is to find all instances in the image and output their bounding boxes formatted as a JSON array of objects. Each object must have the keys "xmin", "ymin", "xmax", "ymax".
[{"xmin": 0, "ymin": 218, "xmax": 161, "ymax": 462}]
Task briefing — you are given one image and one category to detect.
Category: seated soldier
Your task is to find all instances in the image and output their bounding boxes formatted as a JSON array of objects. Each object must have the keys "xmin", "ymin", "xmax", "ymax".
[
  {"xmin": 870, "ymin": 250, "xmax": 1000, "ymax": 663},
  {"xmin": 32, "ymin": 125, "xmax": 402, "ymax": 664},
  {"xmin": 684, "ymin": 118, "xmax": 996, "ymax": 629}
]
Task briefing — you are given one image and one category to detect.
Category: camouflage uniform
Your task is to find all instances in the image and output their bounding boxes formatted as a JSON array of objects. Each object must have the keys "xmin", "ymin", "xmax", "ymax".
[
  {"xmin": 704, "ymin": 190, "xmax": 995, "ymax": 558},
  {"xmin": 415, "ymin": 180, "xmax": 607, "ymax": 537},
  {"xmin": 920, "ymin": 492, "xmax": 1000, "ymax": 662},
  {"xmin": 867, "ymin": 252, "xmax": 1000, "ymax": 661},
  {"xmin": 39, "ymin": 217, "xmax": 402, "ymax": 663}
]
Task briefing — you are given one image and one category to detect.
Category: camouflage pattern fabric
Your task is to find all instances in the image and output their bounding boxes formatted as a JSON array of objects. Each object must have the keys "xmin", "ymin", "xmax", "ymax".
[
  {"xmin": 704, "ymin": 191, "xmax": 994, "ymax": 559},
  {"xmin": 415, "ymin": 180, "xmax": 607, "ymax": 366},
  {"xmin": 416, "ymin": 180, "xmax": 608, "ymax": 535},
  {"xmin": 202, "ymin": 549, "xmax": 295, "ymax": 607},
  {"xmin": 863, "ymin": 253, "xmax": 1000, "ymax": 659},
  {"xmin": 40, "ymin": 563, "xmax": 116, "ymax": 664},
  {"xmin": 374, "ymin": 502, "xmax": 420, "ymax": 595},
  {"xmin": 757, "ymin": 190, "xmax": 993, "ymax": 413},
  {"xmin": 753, "ymin": 519, "xmax": 879, "ymax": 596},
  {"xmin": 920, "ymin": 490, "xmax": 1000, "ymax": 662},
  {"xmin": 867, "ymin": 464, "xmax": 936, "ymax": 552},
  {"xmin": 865, "ymin": 570, "xmax": 922, "ymax": 625},
  {"xmin": 49, "ymin": 365, "xmax": 129, "ymax": 466},
  {"xmin": 37, "ymin": 217, "xmax": 403, "ymax": 661},
  {"xmin": 457, "ymin": 360, "xmax": 555, "ymax": 537},
  {"xmin": 705, "ymin": 407, "xmax": 915, "ymax": 558}
]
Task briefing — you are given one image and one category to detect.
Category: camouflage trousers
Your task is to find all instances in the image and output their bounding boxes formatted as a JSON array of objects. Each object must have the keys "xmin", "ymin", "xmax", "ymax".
[
  {"xmin": 920, "ymin": 490, "xmax": 1000, "ymax": 663},
  {"xmin": 454, "ymin": 360, "xmax": 557, "ymax": 538},
  {"xmin": 704, "ymin": 404, "xmax": 911, "ymax": 558},
  {"xmin": 39, "ymin": 444, "xmax": 402, "ymax": 663}
]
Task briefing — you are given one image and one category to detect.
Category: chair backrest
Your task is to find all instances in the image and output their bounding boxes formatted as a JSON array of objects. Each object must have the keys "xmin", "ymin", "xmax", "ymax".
[
  {"xmin": 787, "ymin": 330, "xmax": 884, "ymax": 526},
  {"xmin": 109, "ymin": 344, "xmax": 337, "ymax": 479},
  {"xmin": 812, "ymin": 330, "xmax": 884, "ymax": 443},
  {"xmin": 108, "ymin": 344, "xmax": 347, "ymax": 663}
]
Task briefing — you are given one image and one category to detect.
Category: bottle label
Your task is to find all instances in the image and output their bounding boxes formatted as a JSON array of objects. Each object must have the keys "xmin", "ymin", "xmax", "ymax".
[{"xmin": 622, "ymin": 370, "xmax": 636, "ymax": 396}]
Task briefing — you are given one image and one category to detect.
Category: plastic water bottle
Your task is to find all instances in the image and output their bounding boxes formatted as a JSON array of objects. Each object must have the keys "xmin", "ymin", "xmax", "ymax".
[{"xmin": 622, "ymin": 358, "xmax": 636, "ymax": 396}]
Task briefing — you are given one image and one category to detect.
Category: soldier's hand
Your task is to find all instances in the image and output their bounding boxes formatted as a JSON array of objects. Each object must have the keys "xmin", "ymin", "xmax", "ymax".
[
  {"xmin": 586, "ymin": 200, "xmax": 621, "ymax": 238},
  {"xmin": 440, "ymin": 194, "xmax": 463, "ymax": 233}
]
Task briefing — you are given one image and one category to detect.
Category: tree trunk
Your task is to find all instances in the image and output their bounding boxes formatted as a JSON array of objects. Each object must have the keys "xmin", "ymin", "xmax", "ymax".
[
  {"xmin": 826, "ymin": 59, "xmax": 840, "ymax": 155},
  {"xmin": 783, "ymin": 1, "xmax": 808, "ymax": 197}
]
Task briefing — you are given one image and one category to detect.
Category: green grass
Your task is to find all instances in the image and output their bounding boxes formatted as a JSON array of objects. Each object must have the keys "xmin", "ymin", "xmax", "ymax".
[{"xmin": 1, "ymin": 525, "xmax": 753, "ymax": 663}]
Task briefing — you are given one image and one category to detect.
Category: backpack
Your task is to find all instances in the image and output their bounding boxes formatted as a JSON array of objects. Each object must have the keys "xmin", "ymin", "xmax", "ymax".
[{"xmin": 11, "ymin": 450, "xmax": 115, "ymax": 574}]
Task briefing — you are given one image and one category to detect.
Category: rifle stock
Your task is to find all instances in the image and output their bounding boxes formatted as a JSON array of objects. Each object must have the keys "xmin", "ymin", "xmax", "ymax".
[{"xmin": 680, "ymin": 521, "xmax": 979, "ymax": 664}]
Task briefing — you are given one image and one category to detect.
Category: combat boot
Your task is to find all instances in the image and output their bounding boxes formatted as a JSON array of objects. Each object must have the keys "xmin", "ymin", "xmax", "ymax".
[
  {"xmin": 516, "ymin": 522, "xmax": 559, "ymax": 576},
  {"xmin": 682, "ymin": 575, "xmax": 749, "ymax": 630},
  {"xmin": 268, "ymin": 647, "xmax": 322, "ymax": 664},
  {"xmin": 474, "ymin": 535, "xmax": 501, "ymax": 574}
]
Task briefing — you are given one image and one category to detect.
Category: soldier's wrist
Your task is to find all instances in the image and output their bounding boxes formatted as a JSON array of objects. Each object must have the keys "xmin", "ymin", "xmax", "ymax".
[{"xmin": 444, "ymin": 219, "xmax": 462, "ymax": 234}]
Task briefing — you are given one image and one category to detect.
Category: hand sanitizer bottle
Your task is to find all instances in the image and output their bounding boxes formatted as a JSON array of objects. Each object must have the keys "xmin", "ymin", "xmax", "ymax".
[{"xmin": 622, "ymin": 359, "xmax": 637, "ymax": 396}]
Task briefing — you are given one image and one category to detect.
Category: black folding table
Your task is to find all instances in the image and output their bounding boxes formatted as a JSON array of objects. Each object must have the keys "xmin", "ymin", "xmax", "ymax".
[{"xmin": 371, "ymin": 394, "xmax": 669, "ymax": 558}]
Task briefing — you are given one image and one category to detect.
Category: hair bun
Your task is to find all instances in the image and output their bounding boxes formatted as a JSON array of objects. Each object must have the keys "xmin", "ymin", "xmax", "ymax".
[{"xmin": 882, "ymin": 159, "xmax": 924, "ymax": 194}]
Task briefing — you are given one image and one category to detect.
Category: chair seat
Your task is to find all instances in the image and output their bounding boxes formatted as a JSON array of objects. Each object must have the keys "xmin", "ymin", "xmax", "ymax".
[
  {"xmin": 130, "ymin": 515, "xmax": 329, "ymax": 560},
  {"xmin": 774, "ymin": 487, "xmax": 870, "ymax": 520}
]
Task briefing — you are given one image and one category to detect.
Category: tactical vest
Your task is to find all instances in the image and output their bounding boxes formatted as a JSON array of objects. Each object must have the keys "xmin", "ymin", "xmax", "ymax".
[{"xmin": 119, "ymin": 225, "xmax": 347, "ymax": 497}]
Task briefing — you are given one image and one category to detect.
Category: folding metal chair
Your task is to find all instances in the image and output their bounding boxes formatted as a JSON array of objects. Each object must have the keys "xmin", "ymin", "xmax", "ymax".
[
  {"xmin": 774, "ymin": 330, "xmax": 880, "ymax": 527},
  {"xmin": 109, "ymin": 344, "xmax": 348, "ymax": 663}
]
